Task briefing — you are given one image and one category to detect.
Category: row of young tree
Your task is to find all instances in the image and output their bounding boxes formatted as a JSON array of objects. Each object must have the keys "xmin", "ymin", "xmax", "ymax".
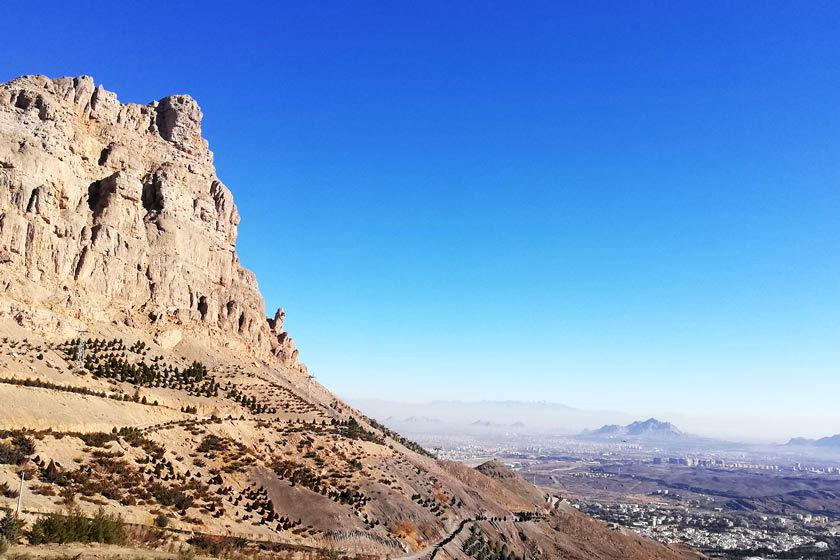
[
  {"xmin": 0, "ymin": 377, "xmax": 159, "ymax": 407},
  {"xmin": 57, "ymin": 338, "xmax": 217, "ymax": 397},
  {"xmin": 0, "ymin": 506, "xmax": 125, "ymax": 546},
  {"xmin": 462, "ymin": 526, "xmax": 526, "ymax": 560}
]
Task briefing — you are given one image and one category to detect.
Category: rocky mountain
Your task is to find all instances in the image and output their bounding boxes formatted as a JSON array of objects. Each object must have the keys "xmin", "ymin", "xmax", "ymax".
[
  {"xmin": 786, "ymin": 434, "xmax": 840, "ymax": 448},
  {"xmin": 470, "ymin": 420, "xmax": 501, "ymax": 428},
  {"xmin": 0, "ymin": 75, "xmax": 700, "ymax": 560},
  {"xmin": 583, "ymin": 418, "xmax": 684, "ymax": 440},
  {"xmin": 0, "ymin": 75, "xmax": 303, "ymax": 371}
]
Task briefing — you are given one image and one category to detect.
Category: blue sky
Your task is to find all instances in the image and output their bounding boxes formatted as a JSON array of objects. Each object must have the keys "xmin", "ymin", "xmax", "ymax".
[{"xmin": 3, "ymin": 1, "xmax": 839, "ymax": 438}]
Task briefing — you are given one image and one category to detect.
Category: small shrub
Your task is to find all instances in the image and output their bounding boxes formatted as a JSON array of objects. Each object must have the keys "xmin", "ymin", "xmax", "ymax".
[
  {"xmin": 10, "ymin": 436, "xmax": 34, "ymax": 457},
  {"xmin": 186, "ymin": 534, "xmax": 247, "ymax": 556},
  {"xmin": 197, "ymin": 435, "xmax": 227, "ymax": 454},
  {"xmin": 78, "ymin": 432, "xmax": 116, "ymax": 448},
  {"xmin": 0, "ymin": 507, "xmax": 23, "ymax": 541},
  {"xmin": 154, "ymin": 514, "xmax": 169, "ymax": 528},
  {"xmin": 0, "ymin": 435, "xmax": 35, "ymax": 465},
  {"xmin": 0, "ymin": 482, "xmax": 18, "ymax": 499}
]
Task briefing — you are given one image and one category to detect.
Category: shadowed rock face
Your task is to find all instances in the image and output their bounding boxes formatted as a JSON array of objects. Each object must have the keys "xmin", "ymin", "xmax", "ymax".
[{"xmin": 0, "ymin": 75, "xmax": 303, "ymax": 372}]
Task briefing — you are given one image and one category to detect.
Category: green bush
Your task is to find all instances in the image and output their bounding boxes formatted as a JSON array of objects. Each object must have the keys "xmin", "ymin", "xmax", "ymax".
[
  {"xmin": 28, "ymin": 507, "xmax": 125, "ymax": 545},
  {"xmin": 0, "ymin": 507, "xmax": 23, "ymax": 541},
  {"xmin": 0, "ymin": 435, "xmax": 35, "ymax": 465},
  {"xmin": 186, "ymin": 533, "xmax": 247, "ymax": 556},
  {"xmin": 78, "ymin": 432, "xmax": 117, "ymax": 448},
  {"xmin": 0, "ymin": 482, "xmax": 18, "ymax": 499},
  {"xmin": 197, "ymin": 434, "xmax": 227, "ymax": 454},
  {"xmin": 146, "ymin": 482, "xmax": 194, "ymax": 511},
  {"xmin": 154, "ymin": 514, "xmax": 169, "ymax": 528}
]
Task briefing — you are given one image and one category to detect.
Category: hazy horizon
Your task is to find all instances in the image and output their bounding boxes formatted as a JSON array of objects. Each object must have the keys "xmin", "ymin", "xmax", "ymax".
[
  {"xmin": 4, "ymin": 2, "xmax": 839, "ymax": 440},
  {"xmin": 348, "ymin": 397, "xmax": 840, "ymax": 444}
]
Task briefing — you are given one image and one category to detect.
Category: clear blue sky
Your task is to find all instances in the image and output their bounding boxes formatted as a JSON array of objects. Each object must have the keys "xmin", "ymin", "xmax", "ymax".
[{"xmin": 3, "ymin": 1, "xmax": 839, "ymax": 438}]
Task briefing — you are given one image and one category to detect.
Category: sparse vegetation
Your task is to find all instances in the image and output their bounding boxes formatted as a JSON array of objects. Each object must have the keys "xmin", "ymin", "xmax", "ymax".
[
  {"xmin": 0, "ymin": 482, "xmax": 18, "ymax": 499},
  {"xmin": 0, "ymin": 376, "xmax": 159, "ymax": 406},
  {"xmin": 366, "ymin": 416, "xmax": 435, "ymax": 457},
  {"xmin": 78, "ymin": 432, "xmax": 117, "ymax": 448},
  {"xmin": 186, "ymin": 533, "xmax": 248, "ymax": 556},
  {"xmin": 1, "ymin": 506, "xmax": 24, "ymax": 542},
  {"xmin": 55, "ymin": 339, "xmax": 217, "ymax": 398},
  {"xmin": 462, "ymin": 525, "xmax": 525, "ymax": 560},
  {"xmin": 225, "ymin": 385, "xmax": 276, "ymax": 414},
  {"xmin": 333, "ymin": 417, "xmax": 383, "ymax": 444},
  {"xmin": 197, "ymin": 434, "xmax": 227, "ymax": 454},
  {"xmin": 272, "ymin": 459, "xmax": 369, "ymax": 509},
  {"xmin": 0, "ymin": 434, "xmax": 35, "ymax": 464},
  {"xmin": 28, "ymin": 507, "xmax": 125, "ymax": 545}
]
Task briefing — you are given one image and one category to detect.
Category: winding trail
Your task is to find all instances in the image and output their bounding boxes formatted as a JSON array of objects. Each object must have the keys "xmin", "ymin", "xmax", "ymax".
[{"xmin": 396, "ymin": 516, "xmax": 483, "ymax": 560}]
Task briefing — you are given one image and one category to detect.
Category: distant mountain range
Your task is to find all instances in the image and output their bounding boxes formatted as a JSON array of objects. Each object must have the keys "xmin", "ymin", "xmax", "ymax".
[
  {"xmin": 385, "ymin": 415, "xmax": 441, "ymax": 424},
  {"xmin": 352, "ymin": 400, "xmax": 818, "ymax": 444},
  {"xmin": 581, "ymin": 418, "xmax": 684, "ymax": 440},
  {"xmin": 786, "ymin": 434, "xmax": 840, "ymax": 448},
  {"xmin": 382, "ymin": 415, "xmax": 528, "ymax": 430},
  {"xmin": 352, "ymin": 398, "xmax": 634, "ymax": 435}
]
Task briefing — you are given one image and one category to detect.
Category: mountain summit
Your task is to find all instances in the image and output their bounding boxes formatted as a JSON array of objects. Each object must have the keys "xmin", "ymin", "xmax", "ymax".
[
  {"xmin": 584, "ymin": 418, "xmax": 684, "ymax": 440},
  {"xmin": 0, "ymin": 75, "xmax": 699, "ymax": 560}
]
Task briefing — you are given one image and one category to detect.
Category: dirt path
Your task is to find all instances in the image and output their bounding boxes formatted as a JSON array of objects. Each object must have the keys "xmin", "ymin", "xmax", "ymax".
[{"xmin": 396, "ymin": 516, "xmax": 480, "ymax": 560}]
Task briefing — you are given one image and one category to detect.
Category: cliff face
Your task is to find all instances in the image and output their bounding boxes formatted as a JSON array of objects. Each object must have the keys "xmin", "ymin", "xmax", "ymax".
[{"xmin": 0, "ymin": 75, "xmax": 303, "ymax": 371}]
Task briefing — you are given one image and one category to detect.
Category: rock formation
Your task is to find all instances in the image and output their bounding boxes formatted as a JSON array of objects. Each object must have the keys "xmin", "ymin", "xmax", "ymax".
[
  {"xmin": 0, "ymin": 75, "xmax": 304, "ymax": 372},
  {"xmin": 268, "ymin": 307, "xmax": 306, "ymax": 373}
]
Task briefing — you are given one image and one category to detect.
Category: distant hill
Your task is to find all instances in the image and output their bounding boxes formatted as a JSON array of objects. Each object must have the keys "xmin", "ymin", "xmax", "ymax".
[
  {"xmin": 786, "ymin": 434, "xmax": 840, "ymax": 448},
  {"xmin": 582, "ymin": 418, "xmax": 684, "ymax": 440},
  {"xmin": 352, "ymin": 398, "xmax": 633, "ymax": 435},
  {"xmin": 471, "ymin": 419, "xmax": 501, "ymax": 428}
]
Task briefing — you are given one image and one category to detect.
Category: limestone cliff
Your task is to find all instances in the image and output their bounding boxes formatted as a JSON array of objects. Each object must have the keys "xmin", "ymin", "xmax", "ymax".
[{"xmin": 0, "ymin": 75, "xmax": 304, "ymax": 372}]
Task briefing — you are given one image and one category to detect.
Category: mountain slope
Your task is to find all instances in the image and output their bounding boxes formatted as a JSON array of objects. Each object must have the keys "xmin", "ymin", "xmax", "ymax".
[{"xmin": 0, "ymin": 75, "xmax": 700, "ymax": 560}]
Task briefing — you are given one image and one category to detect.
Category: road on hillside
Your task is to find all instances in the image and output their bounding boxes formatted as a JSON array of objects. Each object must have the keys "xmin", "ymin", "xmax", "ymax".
[{"xmin": 395, "ymin": 516, "xmax": 483, "ymax": 560}]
